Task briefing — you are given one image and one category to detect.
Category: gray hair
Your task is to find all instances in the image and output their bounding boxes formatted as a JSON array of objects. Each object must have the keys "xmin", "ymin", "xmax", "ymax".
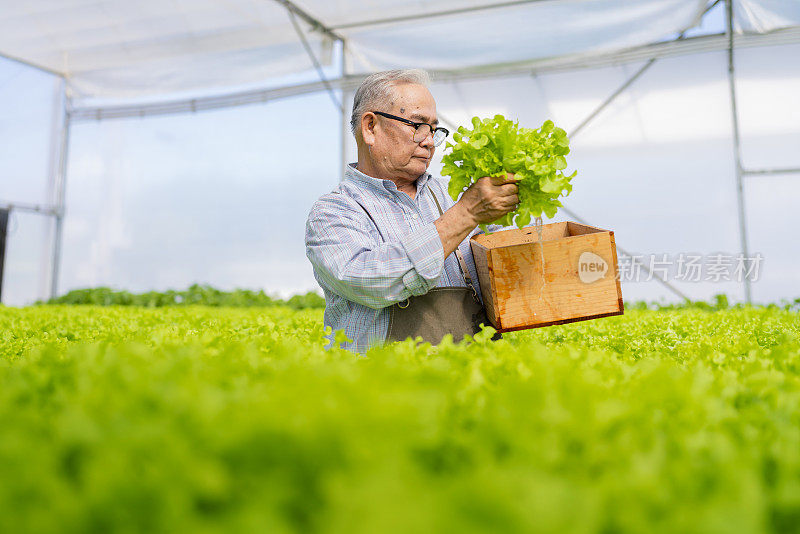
[{"xmin": 350, "ymin": 69, "xmax": 431, "ymax": 137}]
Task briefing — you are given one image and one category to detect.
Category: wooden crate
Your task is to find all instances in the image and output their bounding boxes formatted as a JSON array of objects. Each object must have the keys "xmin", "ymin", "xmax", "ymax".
[{"xmin": 470, "ymin": 221, "xmax": 624, "ymax": 332}]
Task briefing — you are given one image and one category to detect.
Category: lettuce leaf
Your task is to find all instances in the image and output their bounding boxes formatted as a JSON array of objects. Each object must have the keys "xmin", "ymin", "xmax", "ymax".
[{"xmin": 440, "ymin": 115, "xmax": 576, "ymax": 229}]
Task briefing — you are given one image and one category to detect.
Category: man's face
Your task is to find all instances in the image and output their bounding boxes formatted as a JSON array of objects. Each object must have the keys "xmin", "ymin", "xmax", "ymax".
[{"xmin": 368, "ymin": 83, "xmax": 438, "ymax": 181}]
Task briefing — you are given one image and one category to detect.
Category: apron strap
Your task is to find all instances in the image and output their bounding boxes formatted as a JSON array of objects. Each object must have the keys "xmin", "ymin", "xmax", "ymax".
[{"xmin": 427, "ymin": 187, "xmax": 479, "ymax": 299}]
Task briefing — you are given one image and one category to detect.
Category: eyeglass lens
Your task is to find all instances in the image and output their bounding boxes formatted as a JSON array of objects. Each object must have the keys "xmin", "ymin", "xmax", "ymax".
[{"xmin": 412, "ymin": 124, "xmax": 447, "ymax": 146}]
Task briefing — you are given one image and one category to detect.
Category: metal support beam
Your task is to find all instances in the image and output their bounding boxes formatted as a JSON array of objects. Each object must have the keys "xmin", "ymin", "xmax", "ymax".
[
  {"xmin": 340, "ymin": 119, "xmax": 351, "ymax": 179},
  {"xmin": 271, "ymin": 0, "xmax": 345, "ymax": 42},
  {"xmin": 743, "ymin": 167, "xmax": 800, "ymax": 176},
  {"xmin": 0, "ymin": 201, "xmax": 58, "ymax": 216},
  {"xmin": 287, "ymin": 10, "xmax": 343, "ymax": 113},
  {"xmin": 71, "ymin": 79, "xmax": 347, "ymax": 121},
  {"xmin": 0, "ymin": 208, "xmax": 8, "ymax": 303},
  {"xmin": 559, "ymin": 206, "xmax": 692, "ymax": 302},
  {"xmin": 725, "ymin": 0, "xmax": 752, "ymax": 303},
  {"xmin": 341, "ymin": 88, "xmax": 351, "ymax": 180},
  {"xmin": 341, "ymin": 41, "xmax": 351, "ymax": 181},
  {"xmin": 0, "ymin": 50, "xmax": 63, "ymax": 78},
  {"xmin": 332, "ymin": 0, "xmax": 550, "ymax": 30},
  {"xmin": 42, "ymin": 76, "xmax": 65, "ymax": 301},
  {"xmin": 49, "ymin": 90, "xmax": 72, "ymax": 300}
]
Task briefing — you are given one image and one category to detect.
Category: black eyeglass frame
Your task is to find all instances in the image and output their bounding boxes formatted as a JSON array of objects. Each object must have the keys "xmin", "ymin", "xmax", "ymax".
[{"xmin": 371, "ymin": 111, "xmax": 449, "ymax": 146}]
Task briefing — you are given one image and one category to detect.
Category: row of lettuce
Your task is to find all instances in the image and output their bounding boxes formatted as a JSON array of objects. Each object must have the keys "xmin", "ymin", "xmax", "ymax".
[
  {"xmin": 38, "ymin": 285, "xmax": 799, "ymax": 312},
  {"xmin": 43, "ymin": 284, "xmax": 325, "ymax": 309},
  {"xmin": 1, "ymin": 304, "xmax": 798, "ymax": 532}
]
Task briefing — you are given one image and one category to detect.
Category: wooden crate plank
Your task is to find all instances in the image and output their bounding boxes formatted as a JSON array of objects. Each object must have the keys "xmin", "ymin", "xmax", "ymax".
[
  {"xmin": 609, "ymin": 231, "xmax": 625, "ymax": 314},
  {"xmin": 472, "ymin": 222, "xmax": 568, "ymax": 248},
  {"xmin": 566, "ymin": 221, "xmax": 605, "ymax": 236},
  {"xmin": 495, "ymin": 309, "xmax": 624, "ymax": 333},
  {"xmin": 470, "ymin": 240, "xmax": 500, "ymax": 328}
]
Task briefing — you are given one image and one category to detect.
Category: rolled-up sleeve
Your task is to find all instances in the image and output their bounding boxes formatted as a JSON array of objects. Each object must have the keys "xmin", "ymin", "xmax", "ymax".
[{"xmin": 305, "ymin": 196, "xmax": 445, "ymax": 309}]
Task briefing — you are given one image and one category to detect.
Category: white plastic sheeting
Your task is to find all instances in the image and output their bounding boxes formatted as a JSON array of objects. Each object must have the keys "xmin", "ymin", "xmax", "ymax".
[
  {"xmin": 0, "ymin": 0, "xmax": 710, "ymax": 101},
  {"xmin": 336, "ymin": 0, "xmax": 707, "ymax": 73},
  {"xmin": 735, "ymin": 0, "xmax": 800, "ymax": 33},
  {"xmin": 2, "ymin": 0, "xmax": 799, "ymax": 103},
  {"xmin": 0, "ymin": 0, "xmax": 334, "ymax": 99}
]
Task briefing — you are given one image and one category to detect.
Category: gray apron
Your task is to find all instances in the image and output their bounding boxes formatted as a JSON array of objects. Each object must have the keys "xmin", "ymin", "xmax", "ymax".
[{"xmin": 386, "ymin": 189, "xmax": 497, "ymax": 345}]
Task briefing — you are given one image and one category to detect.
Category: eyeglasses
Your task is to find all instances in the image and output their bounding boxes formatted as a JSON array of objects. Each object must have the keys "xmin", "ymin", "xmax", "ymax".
[{"xmin": 372, "ymin": 111, "xmax": 449, "ymax": 147}]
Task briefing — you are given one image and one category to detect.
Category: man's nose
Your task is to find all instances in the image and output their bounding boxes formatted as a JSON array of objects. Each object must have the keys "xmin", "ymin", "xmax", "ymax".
[{"xmin": 419, "ymin": 129, "xmax": 435, "ymax": 147}]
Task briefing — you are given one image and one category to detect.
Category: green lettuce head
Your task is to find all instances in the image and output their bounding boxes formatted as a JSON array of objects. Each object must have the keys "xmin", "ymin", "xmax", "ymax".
[{"xmin": 441, "ymin": 115, "xmax": 576, "ymax": 229}]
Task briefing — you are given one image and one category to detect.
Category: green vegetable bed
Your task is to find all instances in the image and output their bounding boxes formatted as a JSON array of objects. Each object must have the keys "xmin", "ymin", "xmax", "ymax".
[{"xmin": 1, "ymin": 305, "xmax": 799, "ymax": 533}]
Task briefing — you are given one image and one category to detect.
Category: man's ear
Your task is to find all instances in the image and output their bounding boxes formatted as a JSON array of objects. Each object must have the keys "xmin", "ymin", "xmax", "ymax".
[{"xmin": 361, "ymin": 112, "xmax": 376, "ymax": 147}]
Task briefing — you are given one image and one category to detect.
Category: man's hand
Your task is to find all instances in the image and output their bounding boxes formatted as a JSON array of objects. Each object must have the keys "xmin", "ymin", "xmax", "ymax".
[
  {"xmin": 458, "ymin": 173, "xmax": 519, "ymax": 226},
  {"xmin": 434, "ymin": 173, "xmax": 518, "ymax": 259}
]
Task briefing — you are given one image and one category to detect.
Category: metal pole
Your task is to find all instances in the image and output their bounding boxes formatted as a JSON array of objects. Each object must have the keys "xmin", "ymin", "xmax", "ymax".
[
  {"xmin": 271, "ymin": 0, "xmax": 345, "ymax": 42},
  {"xmin": 743, "ymin": 167, "xmax": 800, "ymax": 176},
  {"xmin": 287, "ymin": 10, "xmax": 343, "ymax": 113},
  {"xmin": 0, "ymin": 51, "xmax": 63, "ymax": 78},
  {"xmin": 725, "ymin": 0, "xmax": 752, "ymax": 303},
  {"xmin": 50, "ymin": 91, "xmax": 72, "ymax": 300},
  {"xmin": 332, "ymin": 0, "xmax": 556, "ymax": 30},
  {"xmin": 0, "ymin": 201, "xmax": 58, "ymax": 216},
  {"xmin": 41, "ymin": 76, "xmax": 64, "ymax": 301},
  {"xmin": 0, "ymin": 208, "xmax": 8, "ymax": 303},
  {"xmin": 340, "ymin": 40, "xmax": 351, "ymax": 181}
]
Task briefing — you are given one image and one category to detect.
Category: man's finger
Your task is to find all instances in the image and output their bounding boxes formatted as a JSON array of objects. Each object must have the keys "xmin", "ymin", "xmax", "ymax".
[
  {"xmin": 498, "ymin": 183, "xmax": 518, "ymax": 196},
  {"xmin": 490, "ymin": 174, "xmax": 519, "ymax": 186}
]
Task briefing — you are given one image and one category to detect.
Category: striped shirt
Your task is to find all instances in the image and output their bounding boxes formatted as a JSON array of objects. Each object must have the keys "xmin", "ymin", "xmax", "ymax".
[{"xmin": 305, "ymin": 163, "xmax": 496, "ymax": 353}]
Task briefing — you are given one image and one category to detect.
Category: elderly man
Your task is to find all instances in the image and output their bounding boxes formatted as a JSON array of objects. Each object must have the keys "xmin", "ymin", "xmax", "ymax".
[{"xmin": 305, "ymin": 69, "xmax": 518, "ymax": 352}]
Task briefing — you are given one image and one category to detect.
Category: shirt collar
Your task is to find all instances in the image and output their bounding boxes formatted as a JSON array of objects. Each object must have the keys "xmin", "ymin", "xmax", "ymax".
[{"xmin": 345, "ymin": 163, "xmax": 432, "ymax": 194}]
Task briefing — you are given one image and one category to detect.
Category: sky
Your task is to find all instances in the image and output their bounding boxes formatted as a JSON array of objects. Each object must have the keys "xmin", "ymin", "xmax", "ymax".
[{"xmin": 1, "ymin": 2, "xmax": 799, "ymax": 307}]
